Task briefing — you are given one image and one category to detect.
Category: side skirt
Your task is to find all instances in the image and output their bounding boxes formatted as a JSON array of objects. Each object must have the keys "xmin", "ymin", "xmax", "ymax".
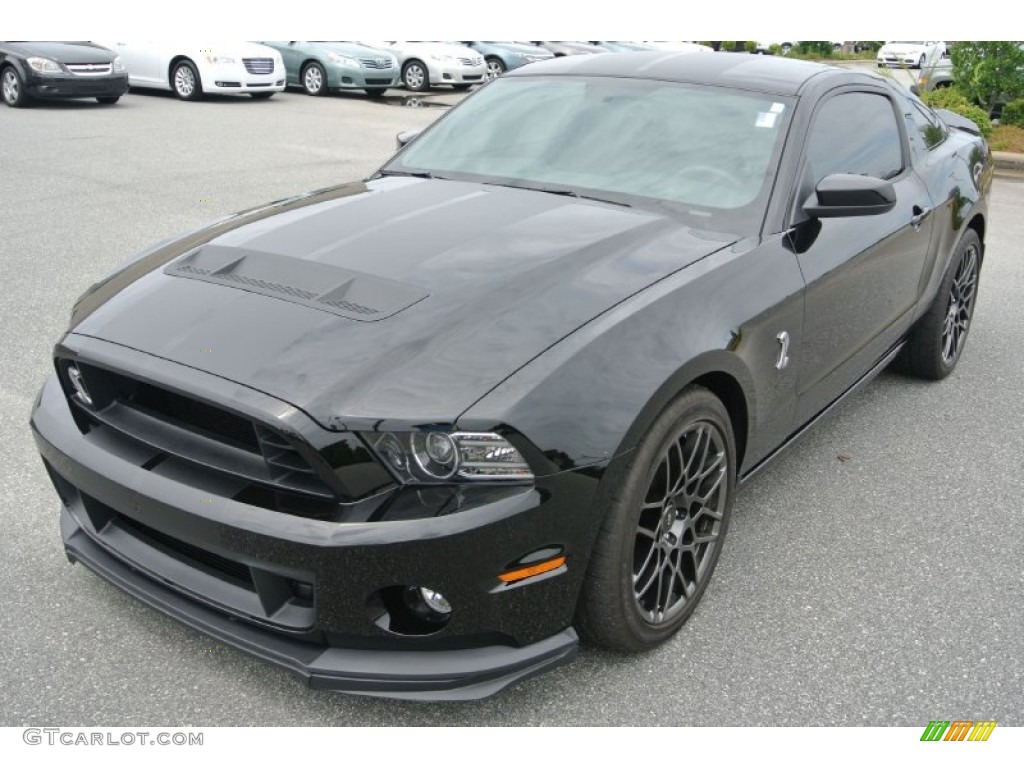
[{"xmin": 739, "ymin": 341, "xmax": 906, "ymax": 484}]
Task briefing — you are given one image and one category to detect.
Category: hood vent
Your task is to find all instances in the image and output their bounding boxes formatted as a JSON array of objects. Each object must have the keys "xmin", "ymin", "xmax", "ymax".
[{"xmin": 165, "ymin": 245, "xmax": 429, "ymax": 321}]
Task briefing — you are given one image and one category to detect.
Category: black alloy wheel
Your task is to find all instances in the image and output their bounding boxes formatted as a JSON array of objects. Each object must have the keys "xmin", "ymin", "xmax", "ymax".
[
  {"xmin": 576, "ymin": 386, "xmax": 735, "ymax": 652},
  {"xmin": 896, "ymin": 228, "xmax": 981, "ymax": 380}
]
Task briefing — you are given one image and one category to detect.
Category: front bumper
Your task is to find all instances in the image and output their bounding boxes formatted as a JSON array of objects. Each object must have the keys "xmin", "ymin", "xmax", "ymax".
[
  {"xmin": 425, "ymin": 61, "xmax": 487, "ymax": 86},
  {"xmin": 201, "ymin": 61, "xmax": 286, "ymax": 94},
  {"xmin": 24, "ymin": 71, "xmax": 129, "ymax": 99},
  {"xmin": 30, "ymin": 337, "xmax": 600, "ymax": 699},
  {"xmin": 327, "ymin": 66, "xmax": 400, "ymax": 90}
]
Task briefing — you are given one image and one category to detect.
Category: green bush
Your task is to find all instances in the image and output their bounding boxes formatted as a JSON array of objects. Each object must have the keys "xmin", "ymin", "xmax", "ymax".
[
  {"xmin": 922, "ymin": 86, "xmax": 993, "ymax": 137},
  {"xmin": 795, "ymin": 41, "xmax": 835, "ymax": 57},
  {"xmin": 1000, "ymin": 98, "xmax": 1024, "ymax": 128},
  {"xmin": 950, "ymin": 41, "xmax": 1024, "ymax": 114},
  {"xmin": 744, "ymin": 40, "xmax": 758, "ymax": 53},
  {"xmin": 769, "ymin": 43, "xmax": 783, "ymax": 56}
]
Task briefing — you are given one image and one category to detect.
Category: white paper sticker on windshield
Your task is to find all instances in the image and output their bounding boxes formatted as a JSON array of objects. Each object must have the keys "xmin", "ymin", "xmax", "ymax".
[
  {"xmin": 769, "ymin": 102, "xmax": 785, "ymax": 113},
  {"xmin": 755, "ymin": 112, "xmax": 778, "ymax": 128}
]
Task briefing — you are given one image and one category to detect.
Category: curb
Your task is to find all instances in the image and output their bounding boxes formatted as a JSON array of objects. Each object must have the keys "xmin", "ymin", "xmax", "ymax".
[{"xmin": 993, "ymin": 151, "xmax": 1024, "ymax": 178}]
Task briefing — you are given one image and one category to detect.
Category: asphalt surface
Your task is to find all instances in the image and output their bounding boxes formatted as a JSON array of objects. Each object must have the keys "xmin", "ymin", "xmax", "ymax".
[{"xmin": 2, "ymin": 80, "xmax": 1022, "ymax": 727}]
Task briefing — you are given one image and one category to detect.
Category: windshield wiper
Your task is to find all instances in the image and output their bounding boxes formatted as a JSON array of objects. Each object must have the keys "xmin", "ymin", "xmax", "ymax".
[
  {"xmin": 377, "ymin": 169, "xmax": 444, "ymax": 180},
  {"xmin": 482, "ymin": 180, "xmax": 633, "ymax": 208}
]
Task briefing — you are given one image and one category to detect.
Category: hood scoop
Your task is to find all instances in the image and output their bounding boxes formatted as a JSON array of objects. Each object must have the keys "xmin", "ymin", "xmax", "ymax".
[{"xmin": 165, "ymin": 245, "xmax": 429, "ymax": 321}]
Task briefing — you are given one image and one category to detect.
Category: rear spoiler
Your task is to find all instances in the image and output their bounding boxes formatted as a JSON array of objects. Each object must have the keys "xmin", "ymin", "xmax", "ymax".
[{"xmin": 935, "ymin": 108, "xmax": 982, "ymax": 136}]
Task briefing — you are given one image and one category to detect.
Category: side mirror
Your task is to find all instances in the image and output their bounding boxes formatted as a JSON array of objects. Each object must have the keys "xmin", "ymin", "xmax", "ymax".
[
  {"xmin": 803, "ymin": 173, "xmax": 896, "ymax": 218},
  {"xmin": 396, "ymin": 130, "xmax": 420, "ymax": 149}
]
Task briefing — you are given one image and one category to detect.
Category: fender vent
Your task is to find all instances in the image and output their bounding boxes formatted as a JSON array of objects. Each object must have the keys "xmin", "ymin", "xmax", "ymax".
[{"xmin": 165, "ymin": 245, "xmax": 429, "ymax": 321}]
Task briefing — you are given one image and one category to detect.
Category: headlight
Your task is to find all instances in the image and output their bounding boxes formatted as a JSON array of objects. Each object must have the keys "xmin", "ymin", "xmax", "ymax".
[
  {"xmin": 27, "ymin": 57, "xmax": 62, "ymax": 73},
  {"xmin": 112, "ymin": 56, "xmax": 127, "ymax": 72},
  {"xmin": 204, "ymin": 55, "xmax": 236, "ymax": 65},
  {"xmin": 363, "ymin": 431, "xmax": 533, "ymax": 483},
  {"xmin": 327, "ymin": 53, "xmax": 359, "ymax": 68}
]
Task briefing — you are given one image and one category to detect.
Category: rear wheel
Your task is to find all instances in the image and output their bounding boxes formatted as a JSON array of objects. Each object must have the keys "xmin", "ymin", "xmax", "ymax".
[
  {"xmin": 896, "ymin": 229, "xmax": 981, "ymax": 380},
  {"xmin": 576, "ymin": 386, "xmax": 736, "ymax": 652},
  {"xmin": 2, "ymin": 66, "xmax": 30, "ymax": 108}
]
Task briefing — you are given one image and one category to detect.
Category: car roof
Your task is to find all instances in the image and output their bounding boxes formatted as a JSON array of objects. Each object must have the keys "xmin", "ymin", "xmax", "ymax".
[{"xmin": 507, "ymin": 51, "xmax": 869, "ymax": 97}]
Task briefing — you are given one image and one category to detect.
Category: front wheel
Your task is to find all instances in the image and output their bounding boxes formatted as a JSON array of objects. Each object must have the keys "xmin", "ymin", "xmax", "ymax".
[
  {"xmin": 485, "ymin": 57, "xmax": 505, "ymax": 80},
  {"xmin": 896, "ymin": 229, "xmax": 981, "ymax": 380},
  {"xmin": 2, "ymin": 66, "xmax": 30, "ymax": 108},
  {"xmin": 301, "ymin": 62, "xmax": 327, "ymax": 96},
  {"xmin": 402, "ymin": 60, "xmax": 429, "ymax": 92},
  {"xmin": 576, "ymin": 386, "xmax": 736, "ymax": 652},
  {"xmin": 171, "ymin": 60, "xmax": 202, "ymax": 101}
]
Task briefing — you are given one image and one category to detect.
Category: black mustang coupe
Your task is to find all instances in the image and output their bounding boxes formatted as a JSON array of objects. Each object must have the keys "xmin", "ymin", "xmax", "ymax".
[
  {"xmin": 30, "ymin": 53, "xmax": 991, "ymax": 699},
  {"xmin": 1, "ymin": 41, "xmax": 129, "ymax": 107}
]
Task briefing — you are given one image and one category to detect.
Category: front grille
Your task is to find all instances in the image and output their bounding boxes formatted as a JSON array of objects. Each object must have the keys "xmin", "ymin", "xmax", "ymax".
[
  {"xmin": 60, "ymin": 361, "xmax": 338, "ymax": 504},
  {"xmin": 243, "ymin": 58, "xmax": 274, "ymax": 75},
  {"xmin": 365, "ymin": 78, "xmax": 392, "ymax": 85},
  {"xmin": 67, "ymin": 63, "xmax": 113, "ymax": 76},
  {"xmin": 360, "ymin": 57, "xmax": 392, "ymax": 69},
  {"xmin": 458, "ymin": 56, "xmax": 483, "ymax": 66},
  {"xmin": 132, "ymin": 380, "xmax": 259, "ymax": 451}
]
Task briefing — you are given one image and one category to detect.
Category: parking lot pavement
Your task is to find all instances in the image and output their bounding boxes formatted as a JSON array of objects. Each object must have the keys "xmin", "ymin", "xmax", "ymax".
[{"xmin": 2, "ymin": 86, "xmax": 1022, "ymax": 726}]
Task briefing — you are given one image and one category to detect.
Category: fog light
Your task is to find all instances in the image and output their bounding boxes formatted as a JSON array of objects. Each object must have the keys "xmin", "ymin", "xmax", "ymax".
[{"xmin": 404, "ymin": 585, "xmax": 452, "ymax": 623}]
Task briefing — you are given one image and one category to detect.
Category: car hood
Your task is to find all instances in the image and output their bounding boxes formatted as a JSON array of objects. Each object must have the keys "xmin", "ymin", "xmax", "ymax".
[
  {"xmin": 6, "ymin": 41, "xmax": 115, "ymax": 63},
  {"xmin": 73, "ymin": 177, "xmax": 736, "ymax": 429}
]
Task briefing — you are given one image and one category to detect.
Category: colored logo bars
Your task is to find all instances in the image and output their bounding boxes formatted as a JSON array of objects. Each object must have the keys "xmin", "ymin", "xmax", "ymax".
[{"xmin": 920, "ymin": 721, "xmax": 997, "ymax": 741}]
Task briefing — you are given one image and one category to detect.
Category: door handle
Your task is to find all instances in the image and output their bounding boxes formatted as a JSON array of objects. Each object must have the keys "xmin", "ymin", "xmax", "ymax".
[{"xmin": 911, "ymin": 205, "xmax": 932, "ymax": 230}]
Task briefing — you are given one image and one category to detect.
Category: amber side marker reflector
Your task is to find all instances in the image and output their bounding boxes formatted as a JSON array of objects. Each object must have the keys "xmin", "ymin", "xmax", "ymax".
[{"xmin": 499, "ymin": 556, "xmax": 567, "ymax": 584}]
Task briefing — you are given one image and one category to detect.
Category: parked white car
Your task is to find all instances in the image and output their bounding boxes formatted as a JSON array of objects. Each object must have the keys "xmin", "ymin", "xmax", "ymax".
[
  {"xmin": 95, "ymin": 42, "xmax": 285, "ymax": 100},
  {"xmin": 877, "ymin": 41, "xmax": 946, "ymax": 69},
  {"xmin": 360, "ymin": 41, "xmax": 486, "ymax": 92},
  {"xmin": 640, "ymin": 42, "xmax": 714, "ymax": 54}
]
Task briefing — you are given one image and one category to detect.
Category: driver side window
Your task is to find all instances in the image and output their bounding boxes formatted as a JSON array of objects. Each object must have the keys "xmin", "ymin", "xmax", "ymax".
[{"xmin": 806, "ymin": 92, "xmax": 904, "ymax": 183}]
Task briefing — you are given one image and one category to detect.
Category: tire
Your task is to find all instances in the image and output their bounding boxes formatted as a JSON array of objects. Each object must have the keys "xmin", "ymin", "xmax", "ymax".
[
  {"xmin": 96, "ymin": 96, "xmax": 120, "ymax": 105},
  {"xmin": 250, "ymin": 92, "xmax": 274, "ymax": 100},
  {"xmin": 576, "ymin": 386, "xmax": 736, "ymax": 652},
  {"xmin": 171, "ymin": 60, "xmax": 202, "ymax": 101},
  {"xmin": 896, "ymin": 228, "xmax": 981, "ymax": 380},
  {"xmin": 402, "ymin": 60, "xmax": 429, "ymax": 92},
  {"xmin": 301, "ymin": 62, "xmax": 326, "ymax": 96},
  {"xmin": 485, "ymin": 56, "xmax": 505, "ymax": 80},
  {"xmin": 2, "ymin": 65, "xmax": 30, "ymax": 108},
  {"xmin": 364, "ymin": 87, "xmax": 388, "ymax": 97}
]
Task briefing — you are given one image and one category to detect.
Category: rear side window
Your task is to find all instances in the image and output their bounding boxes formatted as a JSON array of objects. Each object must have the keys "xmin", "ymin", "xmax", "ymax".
[
  {"xmin": 805, "ymin": 92, "xmax": 904, "ymax": 182},
  {"xmin": 909, "ymin": 100, "xmax": 948, "ymax": 150}
]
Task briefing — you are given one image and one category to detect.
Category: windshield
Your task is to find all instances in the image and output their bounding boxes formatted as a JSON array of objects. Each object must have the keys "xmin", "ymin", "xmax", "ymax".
[{"xmin": 384, "ymin": 76, "xmax": 792, "ymax": 233}]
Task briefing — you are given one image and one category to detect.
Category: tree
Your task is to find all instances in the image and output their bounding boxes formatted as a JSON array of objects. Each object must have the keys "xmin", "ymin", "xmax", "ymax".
[{"xmin": 950, "ymin": 41, "xmax": 1024, "ymax": 114}]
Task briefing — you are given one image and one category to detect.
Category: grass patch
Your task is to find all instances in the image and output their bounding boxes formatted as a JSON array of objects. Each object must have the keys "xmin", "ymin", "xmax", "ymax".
[{"xmin": 990, "ymin": 124, "xmax": 1024, "ymax": 153}]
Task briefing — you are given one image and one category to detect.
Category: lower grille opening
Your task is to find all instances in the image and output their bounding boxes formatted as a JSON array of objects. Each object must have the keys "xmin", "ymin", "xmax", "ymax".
[
  {"xmin": 114, "ymin": 513, "xmax": 255, "ymax": 590},
  {"xmin": 233, "ymin": 484, "xmax": 339, "ymax": 521}
]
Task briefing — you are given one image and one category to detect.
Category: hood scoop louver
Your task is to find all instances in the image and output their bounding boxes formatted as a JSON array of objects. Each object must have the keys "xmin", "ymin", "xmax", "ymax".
[{"xmin": 165, "ymin": 245, "xmax": 429, "ymax": 321}]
